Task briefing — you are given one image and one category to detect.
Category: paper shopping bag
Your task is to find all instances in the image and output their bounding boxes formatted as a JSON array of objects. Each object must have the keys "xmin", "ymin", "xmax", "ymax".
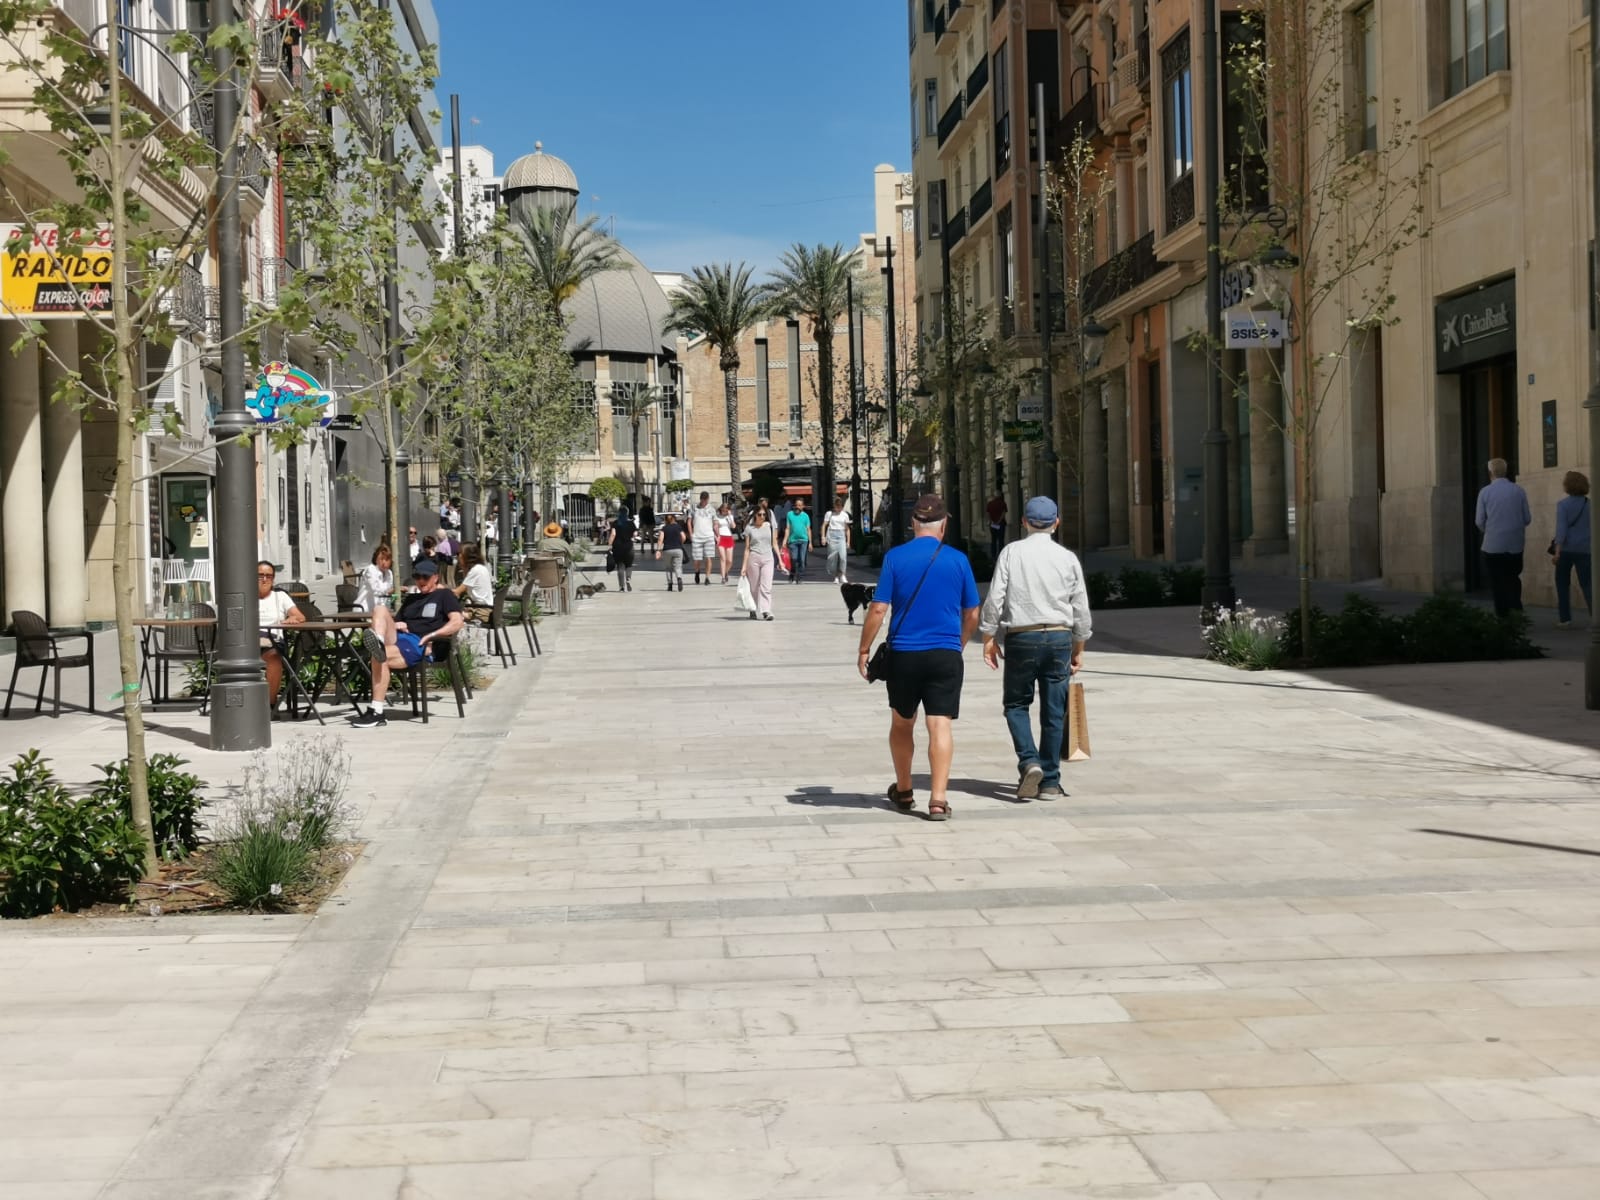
[{"xmin": 1065, "ymin": 681, "xmax": 1091, "ymax": 762}]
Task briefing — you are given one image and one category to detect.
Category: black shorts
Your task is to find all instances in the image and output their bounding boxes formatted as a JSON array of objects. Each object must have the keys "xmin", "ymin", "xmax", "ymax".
[{"xmin": 886, "ymin": 648, "xmax": 964, "ymax": 720}]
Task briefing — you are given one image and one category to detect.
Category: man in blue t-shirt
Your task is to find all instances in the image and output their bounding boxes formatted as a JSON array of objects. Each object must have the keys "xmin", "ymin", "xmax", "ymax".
[{"xmin": 856, "ymin": 494, "xmax": 979, "ymax": 821}]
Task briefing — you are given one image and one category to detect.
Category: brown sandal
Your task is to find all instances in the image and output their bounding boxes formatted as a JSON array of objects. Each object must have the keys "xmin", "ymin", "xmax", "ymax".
[
  {"xmin": 927, "ymin": 799, "xmax": 951, "ymax": 821},
  {"xmin": 887, "ymin": 782, "xmax": 915, "ymax": 812}
]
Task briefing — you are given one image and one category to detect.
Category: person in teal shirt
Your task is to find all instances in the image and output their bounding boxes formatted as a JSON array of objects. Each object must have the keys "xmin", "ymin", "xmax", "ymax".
[{"xmin": 785, "ymin": 497, "xmax": 812, "ymax": 583}]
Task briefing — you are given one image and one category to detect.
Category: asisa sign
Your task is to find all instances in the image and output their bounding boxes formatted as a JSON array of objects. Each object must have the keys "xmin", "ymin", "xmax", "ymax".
[{"xmin": 248, "ymin": 361, "xmax": 334, "ymax": 423}]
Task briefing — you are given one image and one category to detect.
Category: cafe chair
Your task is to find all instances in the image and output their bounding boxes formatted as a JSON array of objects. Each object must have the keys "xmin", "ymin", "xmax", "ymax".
[
  {"xmin": 150, "ymin": 601, "xmax": 215, "ymax": 710},
  {"xmin": 4, "ymin": 610, "xmax": 95, "ymax": 718}
]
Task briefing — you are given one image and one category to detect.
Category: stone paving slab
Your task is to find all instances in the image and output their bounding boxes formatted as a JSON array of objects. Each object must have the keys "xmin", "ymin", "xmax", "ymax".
[{"xmin": 4, "ymin": 559, "xmax": 1600, "ymax": 1197}]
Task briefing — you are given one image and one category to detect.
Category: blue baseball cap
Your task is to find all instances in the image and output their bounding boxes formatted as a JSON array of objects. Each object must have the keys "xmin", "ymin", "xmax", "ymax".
[{"xmin": 1024, "ymin": 496, "xmax": 1059, "ymax": 526}]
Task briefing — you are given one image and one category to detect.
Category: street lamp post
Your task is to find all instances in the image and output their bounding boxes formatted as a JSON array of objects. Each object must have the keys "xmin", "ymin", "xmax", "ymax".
[
  {"xmin": 1200, "ymin": 0, "xmax": 1236, "ymax": 610},
  {"xmin": 1587, "ymin": 6, "xmax": 1600, "ymax": 709},
  {"xmin": 881, "ymin": 237, "xmax": 903, "ymax": 544},
  {"xmin": 208, "ymin": 1, "xmax": 269, "ymax": 750}
]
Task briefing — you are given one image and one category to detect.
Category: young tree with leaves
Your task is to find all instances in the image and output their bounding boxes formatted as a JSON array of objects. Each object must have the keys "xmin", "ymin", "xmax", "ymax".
[{"xmin": 1228, "ymin": 0, "xmax": 1428, "ymax": 649}]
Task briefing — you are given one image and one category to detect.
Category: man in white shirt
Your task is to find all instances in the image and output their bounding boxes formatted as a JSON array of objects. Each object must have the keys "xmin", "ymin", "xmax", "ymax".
[
  {"xmin": 688, "ymin": 491, "xmax": 717, "ymax": 585},
  {"xmin": 979, "ymin": 496, "xmax": 1093, "ymax": 801},
  {"xmin": 256, "ymin": 560, "xmax": 305, "ymax": 709}
]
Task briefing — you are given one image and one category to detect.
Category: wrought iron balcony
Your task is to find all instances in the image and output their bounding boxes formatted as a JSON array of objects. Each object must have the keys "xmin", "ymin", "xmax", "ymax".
[
  {"xmin": 965, "ymin": 55, "xmax": 988, "ymax": 107},
  {"xmin": 158, "ymin": 259, "xmax": 207, "ymax": 332},
  {"xmin": 1083, "ymin": 231, "xmax": 1162, "ymax": 311},
  {"xmin": 968, "ymin": 178, "xmax": 992, "ymax": 224},
  {"xmin": 945, "ymin": 204, "xmax": 967, "ymax": 247},
  {"xmin": 1166, "ymin": 173, "xmax": 1195, "ymax": 234},
  {"xmin": 937, "ymin": 94, "xmax": 964, "ymax": 147}
]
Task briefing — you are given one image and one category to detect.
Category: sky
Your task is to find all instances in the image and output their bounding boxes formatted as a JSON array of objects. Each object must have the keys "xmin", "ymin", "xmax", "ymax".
[{"xmin": 433, "ymin": 0, "xmax": 906, "ymax": 276}]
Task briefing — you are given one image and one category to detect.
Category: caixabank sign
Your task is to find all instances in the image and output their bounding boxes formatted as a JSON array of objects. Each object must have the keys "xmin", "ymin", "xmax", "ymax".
[
  {"xmin": 0, "ymin": 224, "xmax": 114, "ymax": 317},
  {"xmin": 1435, "ymin": 276, "xmax": 1516, "ymax": 374}
]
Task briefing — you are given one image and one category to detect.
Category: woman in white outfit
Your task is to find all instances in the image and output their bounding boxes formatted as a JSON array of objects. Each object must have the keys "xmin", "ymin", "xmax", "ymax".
[
  {"xmin": 354, "ymin": 545, "xmax": 394, "ymax": 612},
  {"xmin": 740, "ymin": 508, "xmax": 776, "ymax": 621}
]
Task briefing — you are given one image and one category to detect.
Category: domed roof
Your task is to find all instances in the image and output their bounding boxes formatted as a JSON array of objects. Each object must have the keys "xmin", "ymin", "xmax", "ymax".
[
  {"xmin": 564, "ymin": 244, "xmax": 676, "ymax": 359},
  {"xmin": 502, "ymin": 143, "xmax": 579, "ymax": 194}
]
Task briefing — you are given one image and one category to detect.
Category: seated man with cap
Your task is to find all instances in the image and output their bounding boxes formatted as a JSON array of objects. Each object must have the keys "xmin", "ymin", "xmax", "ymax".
[
  {"xmin": 353, "ymin": 558, "xmax": 464, "ymax": 730},
  {"xmin": 979, "ymin": 495, "xmax": 1093, "ymax": 800}
]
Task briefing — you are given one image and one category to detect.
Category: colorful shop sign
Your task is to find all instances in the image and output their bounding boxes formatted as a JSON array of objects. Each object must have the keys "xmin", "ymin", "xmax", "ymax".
[
  {"xmin": 0, "ymin": 224, "xmax": 114, "ymax": 317},
  {"xmin": 248, "ymin": 361, "xmax": 334, "ymax": 423}
]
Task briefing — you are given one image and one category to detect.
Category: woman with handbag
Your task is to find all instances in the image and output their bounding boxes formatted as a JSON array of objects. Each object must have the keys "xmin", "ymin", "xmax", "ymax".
[
  {"xmin": 1552, "ymin": 471, "xmax": 1592, "ymax": 628},
  {"xmin": 740, "ymin": 507, "xmax": 777, "ymax": 621},
  {"xmin": 608, "ymin": 506, "xmax": 638, "ymax": 592}
]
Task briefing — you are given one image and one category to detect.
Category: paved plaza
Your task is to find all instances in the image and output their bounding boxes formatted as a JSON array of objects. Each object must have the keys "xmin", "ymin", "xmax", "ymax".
[{"xmin": 3, "ymin": 558, "xmax": 1600, "ymax": 1199}]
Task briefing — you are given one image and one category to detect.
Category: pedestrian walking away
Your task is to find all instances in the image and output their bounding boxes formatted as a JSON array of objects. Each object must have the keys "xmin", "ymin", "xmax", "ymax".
[
  {"xmin": 979, "ymin": 496, "xmax": 1092, "ymax": 802},
  {"xmin": 609, "ymin": 506, "xmax": 638, "ymax": 592},
  {"xmin": 857, "ymin": 494, "xmax": 979, "ymax": 820},
  {"xmin": 1475, "ymin": 457, "xmax": 1531, "ymax": 617},
  {"xmin": 715, "ymin": 503, "xmax": 738, "ymax": 583},
  {"xmin": 785, "ymin": 497, "xmax": 812, "ymax": 582},
  {"xmin": 741, "ymin": 506, "xmax": 777, "ymax": 620},
  {"xmin": 655, "ymin": 513, "xmax": 687, "ymax": 591},
  {"xmin": 987, "ymin": 492, "xmax": 1008, "ymax": 560},
  {"xmin": 1550, "ymin": 470, "xmax": 1593, "ymax": 628},
  {"xmin": 822, "ymin": 495, "xmax": 851, "ymax": 583},
  {"xmin": 688, "ymin": 491, "xmax": 718, "ymax": 585}
]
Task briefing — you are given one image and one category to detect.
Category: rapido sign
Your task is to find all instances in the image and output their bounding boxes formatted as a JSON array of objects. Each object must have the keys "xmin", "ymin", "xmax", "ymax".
[{"xmin": 0, "ymin": 224, "xmax": 114, "ymax": 317}]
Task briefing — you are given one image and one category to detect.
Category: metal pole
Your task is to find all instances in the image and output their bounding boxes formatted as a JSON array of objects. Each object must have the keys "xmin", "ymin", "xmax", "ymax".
[
  {"xmin": 208, "ymin": 0, "xmax": 269, "ymax": 751},
  {"xmin": 1035, "ymin": 82, "xmax": 1056, "ymax": 504},
  {"xmin": 883, "ymin": 237, "xmax": 903, "ymax": 544},
  {"xmin": 1587, "ymin": 7, "xmax": 1600, "ymax": 708},
  {"xmin": 1200, "ymin": 0, "xmax": 1236, "ymax": 609},
  {"xmin": 846, "ymin": 275, "xmax": 861, "ymax": 536},
  {"xmin": 939, "ymin": 179, "xmax": 960, "ymax": 541},
  {"xmin": 450, "ymin": 94, "xmax": 477, "ymax": 543}
]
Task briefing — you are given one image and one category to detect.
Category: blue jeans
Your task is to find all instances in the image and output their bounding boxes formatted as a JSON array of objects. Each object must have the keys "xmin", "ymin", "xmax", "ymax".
[
  {"xmin": 788, "ymin": 539, "xmax": 808, "ymax": 578},
  {"xmin": 1556, "ymin": 551, "xmax": 1593, "ymax": 623},
  {"xmin": 1002, "ymin": 631, "xmax": 1074, "ymax": 789}
]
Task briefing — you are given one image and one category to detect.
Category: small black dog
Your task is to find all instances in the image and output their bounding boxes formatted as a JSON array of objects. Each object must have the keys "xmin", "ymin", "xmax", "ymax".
[{"xmin": 841, "ymin": 582, "xmax": 876, "ymax": 624}]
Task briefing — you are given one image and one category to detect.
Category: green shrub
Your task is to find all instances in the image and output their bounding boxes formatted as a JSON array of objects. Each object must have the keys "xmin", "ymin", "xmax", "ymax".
[
  {"xmin": 1117, "ymin": 565, "xmax": 1168, "ymax": 608},
  {"xmin": 91, "ymin": 754, "xmax": 207, "ymax": 860},
  {"xmin": 1085, "ymin": 570, "xmax": 1114, "ymax": 610},
  {"xmin": 1201, "ymin": 605, "xmax": 1286, "ymax": 670},
  {"xmin": 1162, "ymin": 565, "xmax": 1205, "ymax": 606},
  {"xmin": 0, "ymin": 751, "xmax": 146, "ymax": 918}
]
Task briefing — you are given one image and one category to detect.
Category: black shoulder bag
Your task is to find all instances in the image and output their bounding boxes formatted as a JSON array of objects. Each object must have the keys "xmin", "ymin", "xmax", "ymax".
[{"xmin": 866, "ymin": 545, "xmax": 942, "ymax": 684}]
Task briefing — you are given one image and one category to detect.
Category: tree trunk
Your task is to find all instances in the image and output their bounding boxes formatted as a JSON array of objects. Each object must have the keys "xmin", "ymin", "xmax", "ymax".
[
  {"xmin": 817, "ymin": 320, "xmax": 835, "ymax": 509},
  {"xmin": 722, "ymin": 367, "xmax": 742, "ymax": 508},
  {"xmin": 106, "ymin": 0, "xmax": 156, "ymax": 875}
]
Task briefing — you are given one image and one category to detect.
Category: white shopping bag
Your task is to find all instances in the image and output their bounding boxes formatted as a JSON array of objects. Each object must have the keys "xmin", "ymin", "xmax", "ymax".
[{"xmin": 736, "ymin": 576, "xmax": 757, "ymax": 613}]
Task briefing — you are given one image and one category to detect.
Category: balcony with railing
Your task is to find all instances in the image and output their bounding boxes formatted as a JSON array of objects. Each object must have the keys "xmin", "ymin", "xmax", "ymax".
[
  {"xmin": 1165, "ymin": 172, "xmax": 1195, "ymax": 234},
  {"xmin": 964, "ymin": 54, "xmax": 989, "ymax": 108},
  {"xmin": 944, "ymin": 204, "xmax": 968, "ymax": 248},
  {"xmin": 1083, "ymin": 230, "xmax": 1163, "ymax": 313},
  {"xmin": 937, "ymin": 94, "xmax": 964, "ymax": 147},
  {"xmin": 158, "ymin": 259, "xmax": 207, "ymax": 333},
  {"xmin": 968, "ymin": 178, "xmax": 992, "ymax": 224}
]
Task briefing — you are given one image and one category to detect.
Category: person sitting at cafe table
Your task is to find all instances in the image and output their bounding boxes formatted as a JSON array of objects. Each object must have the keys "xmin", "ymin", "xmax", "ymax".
[
  {"xmin": 354, "ymin": 559, "xmax": 464, "ymax": 729},
  {"xmin": 257, "ymin": 560, "xmax": 305, "ymax": 709}
]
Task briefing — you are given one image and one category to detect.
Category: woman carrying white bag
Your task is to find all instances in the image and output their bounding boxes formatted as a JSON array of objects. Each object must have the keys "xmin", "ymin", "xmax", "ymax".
[{"xmin": 739, "ymin": 508, "xmax": 777, "ymax": 621}]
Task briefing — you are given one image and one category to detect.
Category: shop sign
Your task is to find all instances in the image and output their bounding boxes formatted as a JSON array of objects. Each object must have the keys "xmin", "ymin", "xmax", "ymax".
[
  {"xmin": 1435, "ymin": 277, "xmax": 1516, "ymax": 373},
  {"xmin": 1225, "ymin": 310, "xmax": 1286, "ymax": 348},
  {"xmin": 0, "ymin": 223, "xmax": 114, "ymax": 317},
  {"xmin": 1003, "ymin": 420, "xmax": 1044, "ymax": 444},
  {"xmin": 248, "ymin": 361, "xmax": 334, "ymax": 423}
]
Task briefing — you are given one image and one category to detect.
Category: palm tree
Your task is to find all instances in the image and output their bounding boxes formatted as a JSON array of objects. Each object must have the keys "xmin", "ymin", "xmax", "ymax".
[
  {"xmin": 767, "ymin": 242, "xmax": 862, "ymax": 514},
  {"xmin": 667, "ymin": 262, "xmax": 769, "ymax": 507},
  {"xmin": 611, "ymin": 381, "xmax": 661, "ymax": 509},
  {"xmin": 511, "ymin": 199, "xmax": 625, "ymax": 317}
]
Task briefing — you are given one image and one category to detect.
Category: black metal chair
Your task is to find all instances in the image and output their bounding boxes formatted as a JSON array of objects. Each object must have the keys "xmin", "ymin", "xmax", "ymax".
[
  {"xmin": 149, "ymin": 602, "xmax": 215, "ymax": 710},
  {"xmin": 4, "ymin": 611, "xmax": 95, "ymax": 718}
]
